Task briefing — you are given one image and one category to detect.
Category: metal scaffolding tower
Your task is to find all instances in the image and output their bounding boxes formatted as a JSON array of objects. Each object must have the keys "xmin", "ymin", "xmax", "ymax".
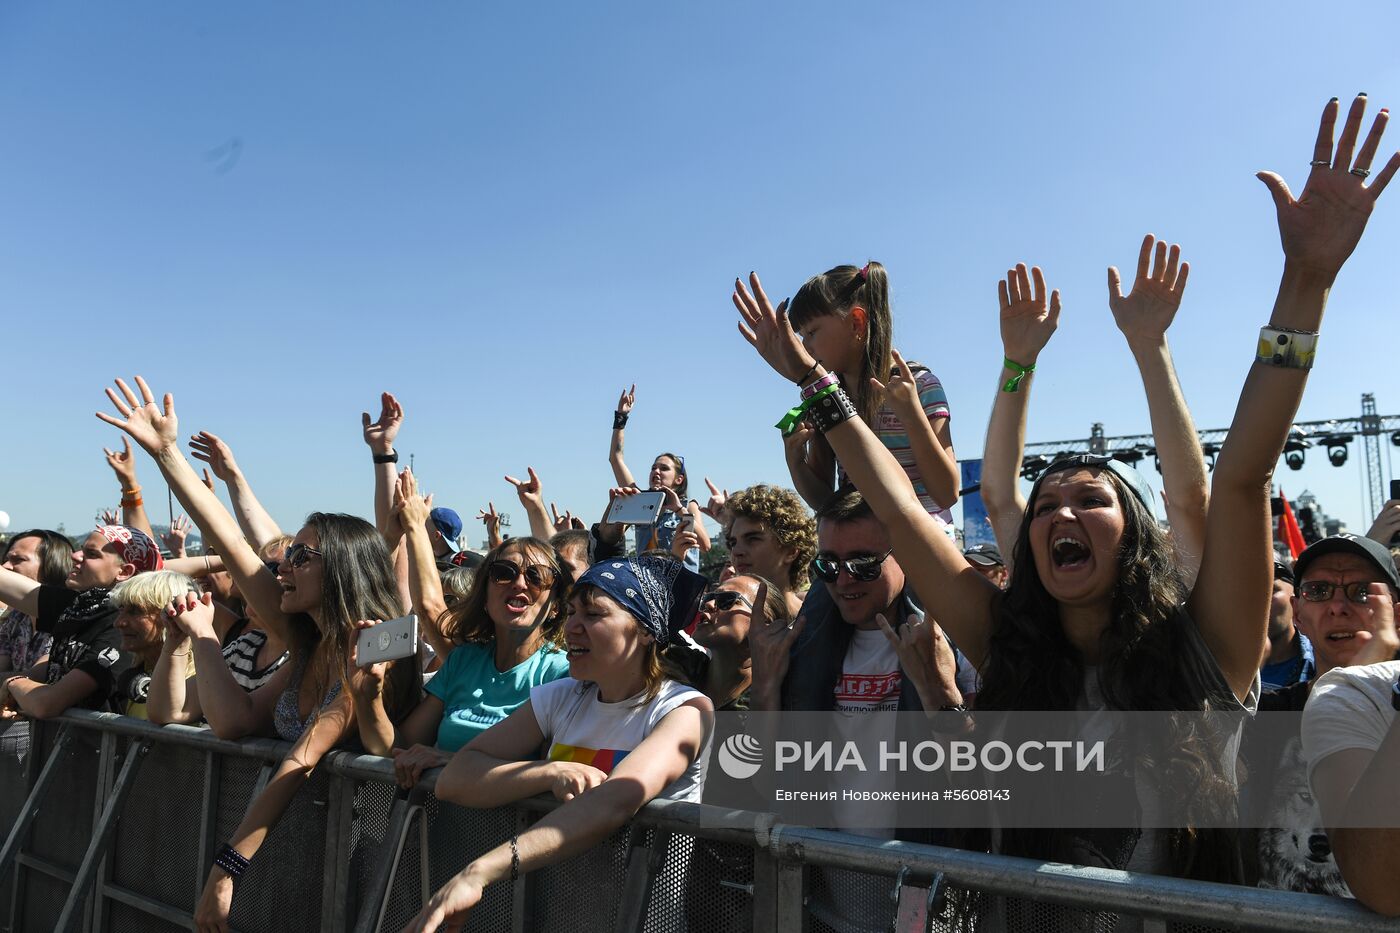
[{"xmin": 1020, "ymin": 393, "xmax": 1398, "ymax": 519}]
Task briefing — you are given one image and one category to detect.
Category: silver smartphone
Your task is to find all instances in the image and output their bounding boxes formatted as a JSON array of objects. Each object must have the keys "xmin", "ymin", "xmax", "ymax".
[
  {"xmin": 357, "ymin": 614, "xmax": 419, "ymax": 666},
  {"xmin": 605, "ymin": 490, "xmax": 666, "ymax": 525}
]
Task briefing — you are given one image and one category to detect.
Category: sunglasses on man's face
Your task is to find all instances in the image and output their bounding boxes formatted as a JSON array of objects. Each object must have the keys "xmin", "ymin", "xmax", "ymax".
[
  {"xmin": 810, "ymin": 550, "xmax": 894, "ymax": 584},
  {"xmin": 1297, "ymin": 580, "xmax": 1377, "ymax": 604},
  {"xmin": 282, "ymin": 543, "xmax": 323, "ymax": 570},
  {"xmin": 700, "ymin": 590, "xmax": 753, "ymax": 612},
  {"xmin": 488, "ymin": 559, "xmax": 557, "ymax": 590}
]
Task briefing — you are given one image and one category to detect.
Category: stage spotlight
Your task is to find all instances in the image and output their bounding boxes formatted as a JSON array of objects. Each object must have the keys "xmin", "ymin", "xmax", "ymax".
[
  {"xmin": 1284, "ymin": 432, "xmax": 1310, "ymax": 471},
  {"xmin": 1111, "ymin": 449, "xmax": 1143, "ymax": 466},
  {"xmin": 1321, "ymin": 433, "xmax": 1353, "ymax": 468},
  {"xmin": 1201, "ymin": 442, "xmax": 1221, "ymax": 472}
]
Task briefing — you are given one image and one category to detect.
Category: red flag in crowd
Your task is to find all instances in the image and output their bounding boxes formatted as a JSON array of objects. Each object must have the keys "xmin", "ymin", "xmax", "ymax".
[{"xmin": 1278, "ymin": 489, "xmax": 1307, "ymax": 558}]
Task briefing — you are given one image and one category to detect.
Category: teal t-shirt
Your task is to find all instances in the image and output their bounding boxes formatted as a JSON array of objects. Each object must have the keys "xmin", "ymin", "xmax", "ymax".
[{"xmin": 427, "ymin": 640, "xmax": 571, "ymax": 751}]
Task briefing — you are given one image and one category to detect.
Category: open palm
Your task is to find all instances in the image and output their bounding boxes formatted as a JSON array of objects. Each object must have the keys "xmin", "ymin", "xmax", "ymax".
[{"xmin": 96, "ymin": 377, "xmax": 180, "ymax": 456}]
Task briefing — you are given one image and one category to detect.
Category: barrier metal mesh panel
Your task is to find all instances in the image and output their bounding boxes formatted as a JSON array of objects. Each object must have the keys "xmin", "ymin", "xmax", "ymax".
[
  {"xmin": 106, "ymin": 898, "xmax": 186, "ymax": 933},
  {"xmin": 25, "ymin": 725, "xmax": 98, "ymax": 871},
  {"xmin": 678, "ymin": 837, "xmax": 753, "ymax": 933},
  {"xmin": 16, "ymin": 865, "xmax": 66, "ymax": 933},
  {"xmin": 528, "ymin": 823, "xmax": 635, "ymax": 932},
  {"xmin": 0, "ymin": 721, "xmax": 29, "ymax": 933},
  {"xmin": 225, "ymin": 769, "xmax": 331, "ymax": 933},
  {"xmin": 109, "ymin": 739, "xmax": 205, "ymax": 914},
  {"xmin": 377, "ymin": 794, "xmax": 517, "ymax": 933}
]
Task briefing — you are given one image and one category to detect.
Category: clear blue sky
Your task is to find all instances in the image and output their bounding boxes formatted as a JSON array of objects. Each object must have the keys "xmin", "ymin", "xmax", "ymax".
[{"xmin": 1, "ymin": 2, "xmax": 1397, "ymax": 543}]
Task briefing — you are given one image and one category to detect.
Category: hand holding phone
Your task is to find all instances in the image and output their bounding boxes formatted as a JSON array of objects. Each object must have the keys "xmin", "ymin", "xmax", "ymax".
[
  {"xmin": 605, "ymin": 490, "xmax": 666, "ymax": 526},
  {"xmin": 356, "ymin": 614, "xmax": 419, "ymax": 667}
]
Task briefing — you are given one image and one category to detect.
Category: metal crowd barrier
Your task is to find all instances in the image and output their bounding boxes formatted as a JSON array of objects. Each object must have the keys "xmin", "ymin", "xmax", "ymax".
[{"xmin": 1, "ymin": 710, "xmax": 1398, "ymax": 932}]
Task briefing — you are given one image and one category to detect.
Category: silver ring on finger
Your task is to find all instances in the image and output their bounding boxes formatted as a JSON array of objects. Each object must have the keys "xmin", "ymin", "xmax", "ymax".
[
  {"xmin": 1350, "ymin": 167, "xmax": 1371, "ymax": 178},
  {"xmin": 1309, "ymin": 159, "xmax": 1331, "ymax": 168}
]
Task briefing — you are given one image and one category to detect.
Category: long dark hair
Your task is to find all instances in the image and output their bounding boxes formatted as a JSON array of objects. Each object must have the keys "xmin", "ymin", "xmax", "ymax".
[
  {"xmin": 300, "ymin": 512, "xmax": 419, "ymax": 724},
  {"xmin": 787, "ymin": 261, "xmax": 893, "ymax": 427},
  {"xmin": 973, "ymin": 468, "xmax": 1242, "ymax": 883},
  {"xmin": 441, "ymin": 537, "xmax": 567, "ymax": 649},
  {"xmin": 3, "ymin": 530, "xmax": 74, "ymax": 588}
]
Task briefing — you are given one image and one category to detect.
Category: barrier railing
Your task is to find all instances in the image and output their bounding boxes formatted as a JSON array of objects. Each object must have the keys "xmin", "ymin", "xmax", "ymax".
[{"xmin": 1, "ymin": 709, "xmax": 1397, "ymax": 932}]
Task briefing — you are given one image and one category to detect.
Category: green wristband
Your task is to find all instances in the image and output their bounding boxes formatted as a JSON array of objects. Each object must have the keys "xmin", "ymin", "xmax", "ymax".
[
  {"xmin": 776, "ymin": 384, "xmax": 839, "ymax": 437},
  {"xmin": 1001, "ymin": 356, "xmax": 1036, "ymax": 393}
]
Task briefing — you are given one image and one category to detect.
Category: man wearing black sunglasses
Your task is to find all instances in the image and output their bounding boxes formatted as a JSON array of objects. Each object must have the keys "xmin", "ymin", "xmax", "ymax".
[{"xmin": 759, "ymin": 489, "xmax": 968, "ymax": 717}]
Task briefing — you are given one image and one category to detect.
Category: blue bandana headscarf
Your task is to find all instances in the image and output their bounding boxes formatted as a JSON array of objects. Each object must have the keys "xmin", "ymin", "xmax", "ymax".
[{"xmin": 576, "ymin": 556, "xmax": 707, "ymax": 646}]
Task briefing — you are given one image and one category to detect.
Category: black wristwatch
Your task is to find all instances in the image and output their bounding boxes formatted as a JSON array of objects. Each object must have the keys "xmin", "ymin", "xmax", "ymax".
[{"xmin": 373, "ymin": 451, "xmax": 399, "ymax": 464}]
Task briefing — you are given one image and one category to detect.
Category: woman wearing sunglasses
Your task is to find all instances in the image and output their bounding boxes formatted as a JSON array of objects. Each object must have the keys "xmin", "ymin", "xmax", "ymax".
[
  {"xmin": 734, "ymin": 94, "xmax": 1399, "ymax": 886},
  {"xmin": 682, "ymin": 574, "xmax": 788, "ymax": 711},
  {"xmin": 96, "ymin": 377, "xmax": 422, "ymax": 933},
  {"xmin": 405, "ymin": 555, "xmax": 712, "ymax": 932},
  {"xmin": 349, "ymin": 532, "xmax": 571, "ymax": 790}
]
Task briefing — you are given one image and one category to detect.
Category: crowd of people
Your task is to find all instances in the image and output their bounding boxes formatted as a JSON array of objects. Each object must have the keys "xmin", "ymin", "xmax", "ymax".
[{"xmin": 2, "ymin": 94, "xmax": 1399, "ymax": 931}]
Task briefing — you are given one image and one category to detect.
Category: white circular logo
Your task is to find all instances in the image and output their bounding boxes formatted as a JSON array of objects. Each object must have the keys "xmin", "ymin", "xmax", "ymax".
[
  {"xmin": 717, "ymin": 733, "xmax": 764, "ymax": 780},
  {"xmin": 378, "ymin": 632, "xmax": 392, "ymax": 651}
]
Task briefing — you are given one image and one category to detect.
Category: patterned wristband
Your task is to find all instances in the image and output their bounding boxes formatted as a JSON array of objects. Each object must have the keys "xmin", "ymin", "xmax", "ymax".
[
  {"xmin": 808, "ymin": 386, "xmax": 859, "ymax": 433},
  {"xmin": 800, "ymin": 372, "xmax": 839, "ymax": 400},
  {"xmin": 214, "ymin": 843, "xmax": 250, "ymax": 878},
  {"xmin": 1256, "ymin": 326, "xmax": 1318, "ymax": 370}
]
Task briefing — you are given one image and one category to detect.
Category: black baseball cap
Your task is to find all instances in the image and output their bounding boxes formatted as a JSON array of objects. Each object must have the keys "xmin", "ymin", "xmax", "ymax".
[
  {"xmin": 964, "ymin": 544, "xmax": 1005, "ymax": 568},
  {"xmin": 1292, "ymin": 533, "xmax": 1400, "ymax": 592},
  {"xmin": 1273, "ymin": 559, "xmax": 1295, "ymax": 585}
]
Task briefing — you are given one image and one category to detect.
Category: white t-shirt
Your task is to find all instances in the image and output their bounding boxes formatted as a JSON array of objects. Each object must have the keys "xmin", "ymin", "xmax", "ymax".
[
  {"xmin": 1302, "ymin": 660, "xmax": 1400, "ymax": 787},
  {"xmin": 530, "ymin": 677, "xmax": 710, "ymax": 802},
  {"xmin": 834, "ymin": 628, "xmax": 902, "ymax": 713},
  {"xmin": 814, "ymin": 629, "xmax": 902, "ymax": 933}
]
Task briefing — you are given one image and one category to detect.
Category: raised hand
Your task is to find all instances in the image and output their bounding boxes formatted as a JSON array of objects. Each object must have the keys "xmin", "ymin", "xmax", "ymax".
[
  {"xmin": 95, "ymin": 376, "xmax": 180, "ymax": 456},
  {"xmin": 1108, "ymin": 235, "xmax": 1189, "ymax": 347},
  {"xmin": 869, "ymin": 349, "xmax": 922, "ymax": 418},
  {"xmin": 671, "ymin": 527, "xmax": 701, "ymax": 560},
  {"xmin": 998, "ymin": 264, "xmax": 1061, "ymax": 366},
  {"xmin": 102, "ymin": 437, "xmax": 140, "ymax": 488},
  {"xmin": 1366, "ymin": 499, "xmax": 1400, "ymax": 546},
  {"xmin": 361, "ymin": 392, "xmax": 403, "ymax": 456},
  {"xmin": 747, "ymin": 581, "xmax": 805, "ymax": 697},
  {"xmin": 167, "ymin": 590, "xmax": 218, "ymax": 641},
  {"xmin": 876, "ymin": 611, "xmax": 959, "ymax": 709},
  {"xmin": 734, "ymin": 271, "xmax": 814, "ymax": 382},
  {"xmin": 505, "ymin": 467, "xmax": 545, "ymax": 511},
  {"xmin": 549, "ymin": 504, "xmax": 577, "ymax": 534},
  {"xmin": 200, "ymin": 468, "xmax": 216, "ymax": 493},
  {"xmin": 616, "ymin": 384, "xmax": 636, "ymax": 416},
  {"xmin": 700, "ymin": 478, "xmax": 729, "ymax": 521},
  {"xmin": 189, "ymin": 431, "xmax": 242, "ymax": 482},
  {"xmin": 477, "ymin": 502, "xmax": 502, "ymax": 548},
  {"xmin": 1257, "ymin": 94, "xmax": 1400, "ymax": 277},
  {"xmin": 98, "ymin": 507, "xmax": 120, "ymax": 527},
  {"xmin": 392, "ymin": 469, "xmax": 434, "ymax": 531},
  {"xmin": 163, "ymin": 515, "xmax": 192, "ymax": 558}
]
